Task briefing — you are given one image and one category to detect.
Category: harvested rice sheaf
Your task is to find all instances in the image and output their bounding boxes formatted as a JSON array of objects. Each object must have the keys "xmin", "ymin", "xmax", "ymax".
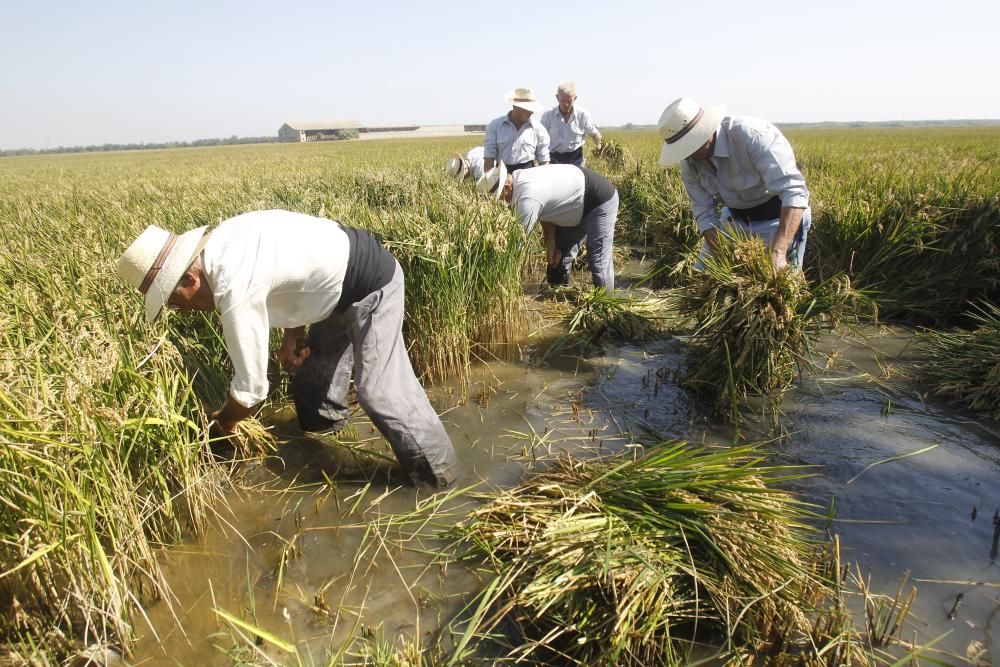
[
  {"xmin": 564, "ymin": 287, "xmax": 660, "ymax": 342},
  {"xmin": 449, "ymin": 442, "xmax": 828, "ymax": 665},
  {"xmin": 673, "ymin": 235, "xmax": 856, "ymax": 419}
]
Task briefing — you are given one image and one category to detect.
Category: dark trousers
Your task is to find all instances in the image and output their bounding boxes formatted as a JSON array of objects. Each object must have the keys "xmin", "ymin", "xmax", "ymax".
[{"xmin": 550, "ymin": 147, "xmax": 584, "ymax": 166}]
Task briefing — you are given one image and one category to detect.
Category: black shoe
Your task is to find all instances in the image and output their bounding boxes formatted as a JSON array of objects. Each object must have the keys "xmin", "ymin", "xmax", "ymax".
[{"xmin": 546, "ymin": 265, "xmax": 570, "ymax": 286}]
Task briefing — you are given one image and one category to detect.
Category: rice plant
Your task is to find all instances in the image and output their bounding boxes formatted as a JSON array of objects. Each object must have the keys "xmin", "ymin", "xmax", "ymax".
[
  {"xmin": 916, "ymin": 301, "xmax": 1000, "ymax": 420},
  {"xmin": 609, "ymin": 126, "xmax": 1000, "ymax": 325},
  {"xmin": 0, "ymin": 139, "xmax": 530, "ymax": 657},
  {"xmin": 670, "ymin": 233, "xmax": 858, "ymax": 420}
]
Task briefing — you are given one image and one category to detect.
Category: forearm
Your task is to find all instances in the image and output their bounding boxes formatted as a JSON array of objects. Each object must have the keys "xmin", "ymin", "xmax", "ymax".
[
  {"xmin": 484, "ymin": 158, "xmax": 496, "ymax": 171},
  {"xmin": 283, "ymin": 326, "xmax": 305, "ymax": 341},
  {"xmin": 541, "ymin": 222, "xmax": 559, "ymax": 267},
  {"xmin": 772, "ymin": 207, "xmax": 805, "ymax": 256},
  {"xmin": 701, "ymin": 227, "xmax": 719, "ymax": 251}
]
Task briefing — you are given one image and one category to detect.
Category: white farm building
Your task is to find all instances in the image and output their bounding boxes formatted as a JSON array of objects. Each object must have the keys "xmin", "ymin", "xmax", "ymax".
[
  {"xmin": 278, "ymin": 121, "xmax": 363, "ymax": 142},
  {"xmin": 278, "ymin": 121, "xmax": 485, "ymax": 143}
]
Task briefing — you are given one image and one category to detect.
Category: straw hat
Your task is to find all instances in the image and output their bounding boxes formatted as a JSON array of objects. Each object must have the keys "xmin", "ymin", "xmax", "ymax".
[
  {"xmin": 476, "ymin": 162, "xmax": 508, "ymax": 200},
  {"xmin": 116, "ymin": 224, "xmax": 209, "ymax": 323},
  {"xmin": 657, "ymin": 97, "xmax": 726, "ymax": 166},
  {"xmin": 444, "ymin": 152, "xmax": 469, "ymax": 180},
  {"xmin": 505, "ymin": 88, "xmax": 543, "ymax": 113}
]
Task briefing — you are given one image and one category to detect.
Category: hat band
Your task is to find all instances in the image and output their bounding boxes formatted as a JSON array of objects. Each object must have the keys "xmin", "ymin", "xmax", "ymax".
[
  {"xmin": 139, "ymin": 233, "xmax": 178, "ymax": 295},
  {"xmin": 489, "ymin": 174, "xmax": 502, "ymax": 195},
  {"xmin": 513, "ymin": 98, "xmax": 535, "ymax": 103},
  {"xmin": 665, "ymin": 107, "xmax": 704, "ymax": 145}
]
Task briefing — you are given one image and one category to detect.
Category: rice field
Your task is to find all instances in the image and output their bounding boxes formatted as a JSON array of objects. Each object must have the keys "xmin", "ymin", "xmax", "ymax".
[{"xmin": 1, "ymin": 126, "xmax": 998, "ymax": 664}]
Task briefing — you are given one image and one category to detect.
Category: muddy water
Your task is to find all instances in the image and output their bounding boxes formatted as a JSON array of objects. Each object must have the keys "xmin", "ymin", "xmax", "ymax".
[{"xmin": 131, "ymin": 317, "xmax": 1000, "ymax": 664}]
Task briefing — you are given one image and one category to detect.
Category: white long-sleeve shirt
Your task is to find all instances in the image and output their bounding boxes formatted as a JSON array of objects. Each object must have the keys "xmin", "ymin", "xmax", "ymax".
[
  {"xmin": 540, "ymin": 105, "xmax": 599, "ymax": 153},
  {"xmin": 679, "ymin": 116, "xmax": 809, "ymax": 233},
  {"xmin": 484, "ymin": 113, "xmax": 550, "ymax": 166},
  {"xmin": 202, "ymin": 210, "xmax": 350, "ymax": 407},
  {"xmin": 512, "ymin": 164, "xmax": 616, "ymax": 234}
]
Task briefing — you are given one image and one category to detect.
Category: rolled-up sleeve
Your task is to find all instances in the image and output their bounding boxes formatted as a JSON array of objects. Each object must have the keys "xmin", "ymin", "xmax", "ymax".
[
  {"xmin": 680, "ymin": 162, "xmax": 721, "ymax": 233},
  {"xmin": 484, "ymin": 120, "xmax": 499, "ymax": 160},
  {"xmin": 516, "ymin": 197, "xmax": 543, "ymax": 234},
  {"xmin": 747, "ymin": 128, "xmax": 809, "ymax": 209},
  {"xmin": 582, "ymin": 110, "xmax": 599, "ymax": 137},
  {"xmin": 535, "ymin": 125, "xmax": 550, "ymax": 163},
  {"xmin": 219, "ymin": 300, "xmax": 271, "ymax": 407}
]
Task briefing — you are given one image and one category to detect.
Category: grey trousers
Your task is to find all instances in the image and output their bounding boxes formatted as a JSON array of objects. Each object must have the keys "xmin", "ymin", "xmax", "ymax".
[
  {"xmin": 548, "ymin": 191, "xmax": 618, "ymax": 290},
  {"xmin": 290, "ymin": 262, "xmax": 458, "ymax": 488}
]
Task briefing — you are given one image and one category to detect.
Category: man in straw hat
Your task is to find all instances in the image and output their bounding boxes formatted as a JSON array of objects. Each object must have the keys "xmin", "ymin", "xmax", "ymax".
[
  {"xmin": 444, "ymin": 145, "xmax": 485, "ymax": 182},
  {"xmin": 116, "ymin": 210, "xmax": 458, "ymax": 489},
  {"xmin": 657, "ymin": 97, "xmax": 811, "ymax": 271},
  {"xmin": 477, "ymin": 162, "xmax": 618, "ymax": 289},
  {"xmin": 483, "ymin": 88, "xmax": 550, "ymax": 175},
  {"xmin": 540, "ymin": 81, "xmax": 602, "ymax": 167}
]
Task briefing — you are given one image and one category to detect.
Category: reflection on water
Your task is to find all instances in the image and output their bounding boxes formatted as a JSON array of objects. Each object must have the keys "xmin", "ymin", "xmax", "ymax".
[{"xmin": 132, "ymin": 323, "xmax": 1000, "ymax": 664}]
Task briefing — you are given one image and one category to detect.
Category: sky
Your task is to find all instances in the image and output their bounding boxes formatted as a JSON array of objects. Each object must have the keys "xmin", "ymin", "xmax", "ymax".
[{"xmin": 2, "ymin": 0, "xmax": 998, "ymax": 150}]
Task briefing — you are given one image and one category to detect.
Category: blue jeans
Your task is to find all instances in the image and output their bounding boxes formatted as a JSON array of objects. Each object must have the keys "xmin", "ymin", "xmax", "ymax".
[{"xmin": 698, "ymin": 206, "xmax": 811, "ymax": 268}]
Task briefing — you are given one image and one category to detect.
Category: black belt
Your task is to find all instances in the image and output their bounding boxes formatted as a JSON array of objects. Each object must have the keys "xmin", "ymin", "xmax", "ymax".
[
  {"xmin": 550, "ymin": 147, "xmax": 583, "ymax": 164},
  {"xmin": 505, "ymin": 161, "xmax": 535, "ymax": 173},
  {"xmin": 729, "ymin": 195, "xmax": 783, "ymax": 223}
]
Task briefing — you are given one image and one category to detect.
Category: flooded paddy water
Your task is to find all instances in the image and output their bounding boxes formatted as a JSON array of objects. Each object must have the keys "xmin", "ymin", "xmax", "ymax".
[{"xmin": 131, "ymin": 270, "xmax": 1000, "ymax": 665}]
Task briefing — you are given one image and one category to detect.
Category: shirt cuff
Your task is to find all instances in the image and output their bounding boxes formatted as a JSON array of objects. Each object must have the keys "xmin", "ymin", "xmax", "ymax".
[
  {"xmin": 229, "ymin": 381, "xmax": 266, "ymax": 408},
  {"xmin": 781, "ymin": 193, "xmax": 809, "ymax": 209}
]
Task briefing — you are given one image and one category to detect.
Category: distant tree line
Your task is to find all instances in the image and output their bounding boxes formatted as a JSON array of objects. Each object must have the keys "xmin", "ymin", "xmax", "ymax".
[{"xmin": 0, "ymin": 135, "xmax": 277, "ymax": 158}]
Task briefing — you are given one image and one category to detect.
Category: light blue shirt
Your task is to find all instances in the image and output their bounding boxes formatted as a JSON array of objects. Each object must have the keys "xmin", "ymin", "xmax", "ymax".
[
  {"xmin": 680, "ymin": 116, "xmax": 809, "ymax": 233},
  {"xmin": 540, "ymin": 105, "xmax": 599, "ymax": 153},
  {"xmin": 484, "ymin": 113, "xmax": 550, "ymax": 166}
]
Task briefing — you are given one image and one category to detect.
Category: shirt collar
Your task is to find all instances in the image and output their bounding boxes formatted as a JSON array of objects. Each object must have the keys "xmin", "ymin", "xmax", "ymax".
[
  {"xmin": 712, "ymin": 125, "xmax": 729, "ymax": 159},
  {"xmin": 504, "ymin": 113, "xmax": 533, "ymax": 129}
]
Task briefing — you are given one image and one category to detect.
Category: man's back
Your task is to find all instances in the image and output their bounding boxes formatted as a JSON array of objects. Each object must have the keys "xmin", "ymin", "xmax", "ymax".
[{"xmin": 203, "ymin": 210, "xmax": 351, "ymax": 328}]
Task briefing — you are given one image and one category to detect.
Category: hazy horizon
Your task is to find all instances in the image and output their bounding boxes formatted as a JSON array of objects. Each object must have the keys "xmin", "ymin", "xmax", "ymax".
[{"xmin": 3, "ymin": 0, "xmax": 998, "ymax": 151}]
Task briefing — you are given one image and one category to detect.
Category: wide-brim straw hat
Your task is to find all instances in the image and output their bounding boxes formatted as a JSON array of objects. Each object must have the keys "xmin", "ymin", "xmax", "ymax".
[
  {"xmin": 505, "ymin": 88, "xmax": 544, "ymax": 113},
  {"xmin": 476, "ymin": 162, "xmax": 508, "ymax": 200},
  {"xmin": 444, "ymin": 152, "xmax": 470, "ymax": 180},
  {"xmin": 657, "ymin": 97, "xmax": 726, "ymax": 166},
  {"xmin": 116, "ymin": 224, "xmax": 209, "ymax": 323}
]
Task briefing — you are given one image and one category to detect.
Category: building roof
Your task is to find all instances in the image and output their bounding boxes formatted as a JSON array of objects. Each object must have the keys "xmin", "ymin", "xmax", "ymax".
[{"xmin": 283, "ymin": 121, "xmax": 363, "ymax": 131}]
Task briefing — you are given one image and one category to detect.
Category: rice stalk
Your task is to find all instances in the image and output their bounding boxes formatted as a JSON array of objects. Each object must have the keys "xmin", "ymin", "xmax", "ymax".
[
  {"xmin": 670, "ymin": 233, "xmax": 860, "ymax": 420},
  {"xmin": 916, "ymin": 301, "xmax": 1000, "ymax": 420},
  {"xmin": 445, "ymin": 441, "xmax": 858, "ymax": 665}
]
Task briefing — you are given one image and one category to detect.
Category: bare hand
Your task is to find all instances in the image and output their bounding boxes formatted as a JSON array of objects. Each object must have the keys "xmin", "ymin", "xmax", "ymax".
[
  {"xmin": 546, "ymin": 246, "xmax": 562, "ymax": 269},
  {"xmin": 277, "ymin": 334, "xmax": 311, "ymax": 372},
  {"xmin": 209, "ymin": 408, "xmax": 238, "ymax": 437},
  {"xmin": 771, "ymin": 248, "xmax": 789, "ymax": 272}
]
